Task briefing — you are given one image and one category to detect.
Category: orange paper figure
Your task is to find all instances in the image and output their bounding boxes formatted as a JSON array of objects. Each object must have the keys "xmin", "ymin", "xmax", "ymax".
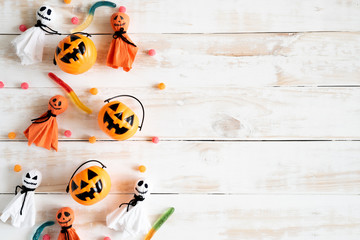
[
  {"xmin": 24, "ymin": 95, "xmax": 68, "ymax": 151},
  {"xmin": 106, "ymin": 9, "xmax": 138, "ymax": 72},
  {"xmin": 56, "ymin": 207, "xmax": 80, "ymax": 240}
]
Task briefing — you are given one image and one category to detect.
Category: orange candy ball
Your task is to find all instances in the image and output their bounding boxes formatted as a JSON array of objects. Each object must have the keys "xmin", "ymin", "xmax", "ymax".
[
  {"xmin": 158, "ymin": 83, "xmax": 166, "ymax": 90},
  {"xmin": 14, "ymin": 165, "xmax": 22, "ymax": 172},
  {"xmin": 138, "ymin": 165, "xmax": 146, "ymax": 173},
  {"xmin": 64, "ymin": 0, "xmax": 72, "ymax": 4},
  {"xmin": 89, "ymin": 88, "xmax": 98, "ymax": 95},
  {"xmin": 8, "ymin": 132, "xmax": 16, "ymax": 139},
  {"xmin": 89, "ymin": 136, "xmax": 97, "ymax": 144}
]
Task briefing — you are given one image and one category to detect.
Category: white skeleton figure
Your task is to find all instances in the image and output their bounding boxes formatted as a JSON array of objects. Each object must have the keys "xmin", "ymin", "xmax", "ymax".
[
  {"xmin": 12, "ymin": 5, "xmax": 58, "ymax": 65},
  {"xmin": 0, "ymin": 169, "xmax": 42, "ymax": 228},
  {"xmin": 106, "ymin": 179, "xmax": 151, "ymax": 239}
]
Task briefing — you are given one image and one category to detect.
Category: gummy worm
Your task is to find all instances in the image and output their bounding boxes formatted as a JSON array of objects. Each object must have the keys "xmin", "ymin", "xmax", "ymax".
[
  {"xmin": 71, "ymin": 1, "xmax": 117, "ymax": 33},
  {"xmin": 48, "ymin": 73, "xmax": 92, "ymax": 114},
  {"xmin": 144, "ymin": 207, "xmax": 175, "ymax": 240},
  {"xmin": 32, "ymin": 221, "xmax": 55, "ymax": 240}
]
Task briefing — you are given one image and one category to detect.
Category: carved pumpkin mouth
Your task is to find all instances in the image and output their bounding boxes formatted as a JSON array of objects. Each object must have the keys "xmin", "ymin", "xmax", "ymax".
[
  {"xmin": 135, "ymin": 187, "xmax": 148, "ymax": 195},
  {"xmin": 75, "ymin": 179, "xmax": 103, "ymax": 201},
  {"xmin": 114, "ymin": 23, "xmax": 126, "ymax": 26},
  {"xmin": 37, "ymin": 12, "xmax": 51, "ymax": 21},
  {"xmin": 58, "ymin": 218, "xmax": 72, "ymax": 224},
  {"xmin": 49, "ymin": 102, "xmax": 61, "ymax": 110},
  {"xmin": 103, "ymin": 111, "xmax": 131, "ymax": 134},
  {"xmin": 60, "ymin": 42, "xmax": 86, "ymax": 64}
]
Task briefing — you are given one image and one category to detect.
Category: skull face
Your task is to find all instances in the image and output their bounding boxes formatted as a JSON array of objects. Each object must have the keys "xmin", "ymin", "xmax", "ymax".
[
  {"xmin": 36, "ymin": 6, "xmax": 54, "ymax": 24},
  {"xmin": 134, "ymin": 179, "xmax": 149, "ymax": 197},
  {"xmin": 22, "ymin": 169, "xmax": 42, "ymax": 189}
]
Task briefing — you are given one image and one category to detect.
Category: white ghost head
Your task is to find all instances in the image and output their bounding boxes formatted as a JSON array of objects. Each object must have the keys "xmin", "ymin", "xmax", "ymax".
[
  {"xmin": 36, "ymin": 6, "xmax": 55, "ymax": 24},
  {"xmin": 134, "ymin": 179, "xmax": 149, "ymax": 197},
  {"xmin": 22, "ymin": 169, "xmax": 42, "ymax": 189}
]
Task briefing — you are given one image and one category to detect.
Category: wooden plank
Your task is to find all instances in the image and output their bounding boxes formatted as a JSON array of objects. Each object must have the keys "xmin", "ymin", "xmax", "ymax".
[
  {"xmin": 1, "ymin": 33, "xmax": 360, "ymax": 87},
  {"xmin": 0, "ymin": 141, "xmax": 360, "ymax": 194},
  {"xmin": 0, "ymin": 194, "xmax": 359, "ymax": 239},
  {"xmin": 0, "ymin": 88, "xmax": 359, "ymax": 140},
  {"xmin": 1, "ymin": 0, "xmax": 360, "ymax": 34}
]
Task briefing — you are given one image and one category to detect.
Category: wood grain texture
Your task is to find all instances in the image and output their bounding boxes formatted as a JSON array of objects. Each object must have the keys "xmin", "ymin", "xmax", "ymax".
[
  {"xmin": 1, "ymin": 32, "xmax": 360, "ymax": 87},
  {"xmin": 1, "ymin": 0, "xmax": 360, "ymax": 34},
  {"xmin": 0, "ymin": 141, "xmax": 360, "ymax": 194}
]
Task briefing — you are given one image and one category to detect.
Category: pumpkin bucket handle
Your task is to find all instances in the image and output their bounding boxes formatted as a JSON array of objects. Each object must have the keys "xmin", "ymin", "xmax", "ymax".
[
  {"xmin": 104, "ymin": 95, "xmax": 145, "ymax": 131},
  {"xmin": 66, "ymin": 160, "xmax": 106, "ymax": 193}
]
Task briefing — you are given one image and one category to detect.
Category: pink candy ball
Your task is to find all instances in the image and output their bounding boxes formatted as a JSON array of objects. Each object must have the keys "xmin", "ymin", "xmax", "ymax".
[
  {"xmin": 71, "ymin": 17, "xmax": 79, "ymax": 25},
  {"xmin": 21, "ymin": 82, "xmax": 29, "ymax": 89},
  {"xmin": 43, "ymin": 234, "xmax": 50, "ymax": 240},
  {"xmin": 64, "ymin": 130, "xmax": 72, "ymax": 137},
  {"xmin": 148, "ymin": 49, "xmax": 156, "ymax": 56},
  {"xmin": 104, "ymin": 237, "xmax": 111, "ymax": 240},
  {"xmin": 152, "ymin": 136, "xmax": 159, "ymax": 144},
  {"xmin": 0, "ymin": 81, "xmax": 4, "ymax": 88},
  {"xmin": 19, "ymin": 25, "xmax": 27, "ymax": 32},
  {"xmin": 119, "ymin": 6, "xmax": 126, "ymax": 13}
]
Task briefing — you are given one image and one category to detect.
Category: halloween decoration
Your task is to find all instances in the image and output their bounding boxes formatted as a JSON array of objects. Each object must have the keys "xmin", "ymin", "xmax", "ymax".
[
  {"xmin": 24, "ymin": 95, "xmax": 68, "ymax": 151},
  {"xmin": 53, "ymin": 33, "xmax": 97, "ymax": 75},
  {"xmin": 71, "ymin": 1, "xmax": 117, "ymax": 33},
  {"xmin": 66, "ymin": 160, "xmax": 111, "ymax": 206},
  {"xmin": 0, "ymin": 169, "xmax": 42, "ymax": 228},
  {"xmin": 98, "ymin": 95, "xmax": 144, "ymax": 141},
  {"xmin": 32, "ymin": 221, "xmax": 55, "ymax": 240},
  {"xmin": 12, "ymin": 6, "xmax": 60, "ymax": 65},
  {"xmin": 144, "ymin": 207, "xmax": 175, "ymax": 240},
  {"xmin": 106, "ymin": 179, "xmax": 151, "ymax": 238},
  {"xmin": 107, "ymin": 8, "xmax": 138, "ymax": 71},
  {"xmin": 56, "ymin": 207, "xmax": 80, "ymax": 240},
  {"xmin": 48, "ymin": 73, "xmax": 92, "ymax": 114}
]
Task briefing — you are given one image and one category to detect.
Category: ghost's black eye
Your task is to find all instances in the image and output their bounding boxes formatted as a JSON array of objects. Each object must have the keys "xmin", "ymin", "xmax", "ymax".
[
  {"xmin": 32, "ymin": 176, "xmax": 38, "ymax": 180},
  {"xmin": 138, "ymin": 180, "xmax": 143, "ymax": 186},
  {"xmin": 64, "ymin": 212, "xmax": 70, "ymax": 217},
  {"xmin": 40, "ymin": 6, "xmax": 46, "ymax": 11},
  {"xmin": 53, "ymin": 98, "xmax": 57, "ymax": 102},
  {"xmin": 57, "ymin": 212, "xmax": 62, "ymax": 219},
  {"xmin": 47, "ymin": 9, "xmax": 52, "ymax": 15},
  {"xmin": 145, "ymin": 183, "xmax": 148, "ymax": 188},
  {"xmin": 26, "ymin": 173, "xmax": 30, "ymax": 178},
  {"xmin": 58, "ymin": 101, "xmax": 62, "ymax": 106}
]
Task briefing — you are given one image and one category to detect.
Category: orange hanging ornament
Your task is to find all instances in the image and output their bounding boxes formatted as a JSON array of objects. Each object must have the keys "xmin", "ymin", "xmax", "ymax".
[
  {"xmin": 106, "ymin": 8, "xmax": 138, "ymax": 72},
  {"xmin": 24, "ymin": 95, "xmax": 68, "ymax": 151},
  {"xmin": 56, "ymin": 207, "xmax": 80, "ymax": 240}
]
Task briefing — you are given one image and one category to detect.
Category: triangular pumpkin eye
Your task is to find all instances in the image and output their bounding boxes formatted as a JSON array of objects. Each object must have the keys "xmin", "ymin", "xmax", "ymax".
[
  {"xmin": 70, "ymin": 35, "xmax": 80, "ymax": 42},
  {"xmin": 109, "ymin": 103, "xmax": 119, "ymax": 111},
  {"xmin": 32, "ymin": 176, "xmax": 38, "ymax": 180},
  {"xmin": 88, "ymin": 169, "xmax": 98, "ymax": 180},
  {"xmin": 71, "ymin": 180, "xmax": 78, "ymax": 191},
  {"xmin": 56, "ymin": 46, "xmax": 61, "ymax": 55},
  {"xmin": 115, "ymin": 112, "xmax": 123, "ymax": 120},
  {"xmin": 114, "ymin": 15, "xmax": 118, "ymax": 20},
  {"xmin": 80, "ymin": 180, "xmax": 89, "ymax": 189},
  {"xmin": 26, "ymin": 173, "xmax": 30, "ymax": 178},
  {"xmin": 64, "ymin": 43, "xmax": 71, "ymax": 50},
  {"xmin": 125, "ymin": 115, "xmax": 134, "ymax": 125}
]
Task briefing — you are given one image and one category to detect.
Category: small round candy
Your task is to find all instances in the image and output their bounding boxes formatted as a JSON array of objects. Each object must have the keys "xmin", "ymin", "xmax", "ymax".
[
  {"xmin": 19, "ymin": 25, "xmax": 27, "ymax": 32},
  {"xmin": 64, "ymin": 0, "xmax": 72, "ymax": 4},
  {"xmin": 21, "ymin": 82, "xmax": 29, "ymax": 89},
  {"xmin": 89, "ymin": 88, "xmax": 98, "ymax": 95},
  {"xmin": 119, "ymin": 6, "xmax": 126, "ymax": 13},
  {"xmin": 148, "ymin": 49, "xmax": 156, "ymax": 56},
  {"xmin": 158, "ymin": 83, "xmax": 166, "ymax": 90},
  {"xmin": 8, "ymin": 132, "xmax": 16, "ymax": 139},
  {"xmin": 104, "ymin": 237, "xmax": 111, "ymax": 240},
  {"xmin": 64, "ymin": 130, "xmax": 72, "ymax": 137},
  {"xmin": 152, "ymin": 136, "xmax": 159, "ymax": 144},
  {"xmin": 71, "ymin": 17, "xmax": 79, "ymax": 25},
  {"xmin": 89, "ymin": 136, "xmax": 96, "ymax": 144},
  {"xmin": 14, "ymin": 165, "xmax": 22, "ymax": 172},
  {"xmin": 43, "ymin": 234, "xmax": 51, "ymax": 240},
  {"xmin": 138, "ymin": 165, "xmax": 146, "ymax": 173},
  {"xmin": 0, "ymin": 81, "xmax": 4, "ymax": 88}
]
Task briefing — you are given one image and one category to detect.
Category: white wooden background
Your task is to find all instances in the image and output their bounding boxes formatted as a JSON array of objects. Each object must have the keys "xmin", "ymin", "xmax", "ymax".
[{"xmin": 1, "ymin": 0, "xmax": 360, "ymax": 239}]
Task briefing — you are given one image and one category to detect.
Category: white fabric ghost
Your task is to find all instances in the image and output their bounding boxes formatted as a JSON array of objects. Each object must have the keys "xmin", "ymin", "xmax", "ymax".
[
  {"xmin": 12, "ymin": 5, "xmax": 57, "ymax": 65},
  {"xmin": 106, "ymin": 179, "xmax": 151, "ymax": 239},
  {"xmin": 0, "ymin": 169, "xmax": 42, "ymax": 228}
]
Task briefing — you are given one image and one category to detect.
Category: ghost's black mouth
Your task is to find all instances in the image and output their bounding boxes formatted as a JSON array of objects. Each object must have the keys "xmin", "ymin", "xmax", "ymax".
[
  {"xmin": 49, "ymin": 102, "xmax": 61, "ymax": 110},
  {"xmin": 103, "ymin": 111, "xmax": 129, "ymax": 134},
  {"xmin": 24, "ymin": 180, "xmax": 37, "ymax": 185},
  {"xmin": 75, "ymin": 179, "xmax": 103, "ymax": 201},
  {"xmin": 37, "ymin": 12, "xmax": 51, "ymax": 21},
  {"xmin": 135, "ymin": 187, "xmax": 148, "ymax": 194}
]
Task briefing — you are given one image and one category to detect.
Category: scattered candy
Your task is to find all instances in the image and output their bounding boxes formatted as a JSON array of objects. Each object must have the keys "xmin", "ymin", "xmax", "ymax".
[
  {"xmin": 119, "ymin": 6, "xmax": 126, "ymax": 12},
  {"xmin": 19, "ymin": 25, "xmax": 27, "ymax": 32},
  {"xmin": 21, "ymin": 82, "xmax": 29, "ymax": 89},
  {"xmin": 152, "ymin": 136, "xmax": 159, "ymax": 144},
  {"xmin": 158, "ymin": 83, "xmax": 166, "ymax": 90},
  {"xmin": 138, "ymin": 165, "xmax": 146, "ymax": 173},
  {"xmin": 64, "ymin": 0, "xmax": 72, "ymax": 4},
  {"xmin": 14, "ymin": 165, "xmax": 22, "ymax": 172},
  {"xmin": 0, "ymin": 81, "xmax": 4, "ymax": 88},
  {"xmin": 71, "ymin": 17, "xmax": 79, "ymax": 25},
  {"xmin": 89, "ymin": 136, "xmax": 96, "ymax": 144},
  {"xmin": 148, "ymin": 49, "xmax": 156, "ymax": 56},
  {"xmin": 144, "ymin": 207, "xmax": 175, "ymax": 240},
  {"xmin": 42, "ymin": 234, "xmax": 51, "ymax": 240},
  {"xmin": 64, "ymin": 130, "xmax": 72, "ymax": 137},
  {"xmin": 8, "ymin": 132, "xmax": 16, "ymax": 139},
  {"xmin": 89, "ymin": 88, "xmax": 98, "ymax": 95},
  {"xmin": 104, "ymin": 237, "xmax": 111, "ymax": 240}
]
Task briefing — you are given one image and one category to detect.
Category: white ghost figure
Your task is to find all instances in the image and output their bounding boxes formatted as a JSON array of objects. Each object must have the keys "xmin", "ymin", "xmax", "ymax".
[
  {"xmin": 106, "ymin": 179, "xmax": 151, "ymax": 239},
  {"xmin": 0, "ymin": 169, "xmax": 42, "ymax": 228},
  {"xmin": 12, "ymin": 5, "xmax": 58, "ymax": 65}
]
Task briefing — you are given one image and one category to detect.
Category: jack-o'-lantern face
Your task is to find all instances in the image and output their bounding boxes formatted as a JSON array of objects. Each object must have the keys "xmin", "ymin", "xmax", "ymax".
[
  {"xmin": 22, "ymin": 169, "xmax": 42, "ymax": 189},
  {"xmin": 56, "ymin": 207, "xmax": 74, "ymax": 227},
  {"xmin": 36, "ymin": 6, "xmax": 55, "ymax": 25},
  {"xmin": 98, "ymin": 101, "xmax": 139, "ymax": 141},
  {"xmin": 110, "ymin": 12, "xmax": 130, "ymax": 31},
  {"xmin": 48, "ymin": 95, "xmax": 68, "ymax": 115},
  {"xmin": 69, "ymin": 166, "xmax": 111, "ymax": 206},
  {"xmin": 54, "ymin": 34, "xmax": 97, "ymax": 75},
  {"xmin": 134, "ymin": 179, "xmax": 149, "ymax": 197}
]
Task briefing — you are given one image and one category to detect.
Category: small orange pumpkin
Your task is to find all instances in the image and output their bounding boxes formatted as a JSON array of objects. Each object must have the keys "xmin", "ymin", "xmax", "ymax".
[
  {"xmin": 110, "ymin": 12, "xmax": 130, "ymax": 32},
  {"xmin": 98, "ymin": 95, "xmax": 144, "ymax": 141},
  {"xmin": 56, "ymin": 207, "xmax": 74, "ymax": 227},
  {"xmin": 48, "ymin": 95, "xmax": 68, "ymax": 115},
  {"xmin": 66, "ymin": 160, "xmax": 111, "ymax": 206},
  {"xmin": 54, "ymin": 34, "xmax": 97, "ymax": 75}
]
